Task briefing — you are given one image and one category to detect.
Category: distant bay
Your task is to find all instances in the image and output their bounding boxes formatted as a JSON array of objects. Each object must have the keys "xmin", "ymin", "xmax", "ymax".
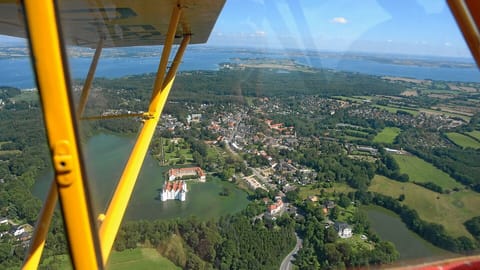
[{"xmin": 1, "ymin": 47, "xmax": 479, "ymax": 89}]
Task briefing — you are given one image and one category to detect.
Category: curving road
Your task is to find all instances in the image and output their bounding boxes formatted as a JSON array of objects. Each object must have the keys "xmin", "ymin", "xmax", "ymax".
[{"xmin": 280, "ymin": 234, "xmax": 302, "ymax": 270}]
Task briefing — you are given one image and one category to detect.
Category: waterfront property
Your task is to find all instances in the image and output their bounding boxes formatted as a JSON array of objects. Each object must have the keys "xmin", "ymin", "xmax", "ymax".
[
  {"xmin": 160, "ymin": 180, "xmax": 188, "ymax": 202},
  {"xmin": 168, "ymin": 167, "xmax": 206, "ymax": 182}
]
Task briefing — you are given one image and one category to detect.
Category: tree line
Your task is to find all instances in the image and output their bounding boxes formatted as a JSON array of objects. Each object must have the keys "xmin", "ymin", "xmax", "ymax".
[{"xmin": 113, "ymin": 208, "xmax": 296, "ymax": 270}]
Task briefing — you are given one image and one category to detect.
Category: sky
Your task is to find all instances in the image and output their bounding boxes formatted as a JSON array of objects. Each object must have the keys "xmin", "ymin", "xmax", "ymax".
[
  {"xmin": 0, "ymin": 0, "xmax": 471, "ymax": 58},
  {"xmin": 208, "ymin": 0, "xmax": 471, "ymax": 57}
]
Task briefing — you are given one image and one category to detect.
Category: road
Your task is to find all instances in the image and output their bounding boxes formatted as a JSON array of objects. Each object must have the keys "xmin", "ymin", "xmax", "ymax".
[{"xmin": 279, "ymin": 234, "xmax": 302, "ymax": 270}]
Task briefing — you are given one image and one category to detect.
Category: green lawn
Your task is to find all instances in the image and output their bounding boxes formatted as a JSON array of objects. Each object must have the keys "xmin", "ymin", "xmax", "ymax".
[
  {"xmin": 373, "ymin": 127, "xmax": 401, "ymax": 144},
  {"xmin": 164, "ymin": 144, "xmax": 194, "ymax": 164},
  {"xmin": 107, "ymin": 248, "xmax": 180, "ymax": 270},
  {"xmin": 369, "ymin": 175, "xmax": 480, "ymax": 239},
  {"xmin": 298, "ymin": 183, "xmax": 354, "ymax": 200},
  {"xmin": 445, "ymin": 132, "xmax": 480, "ymax": 149},
  {"xmin": 392, "ymin": 154, "xmax": 462, "ymax": 190},
  {"xmin": 466, "ymin": 130, "xmax": 480, "ymax": 141},
  {"xmin": 39, "ymin": 248, "xmax": 180, "ymax": 270}
]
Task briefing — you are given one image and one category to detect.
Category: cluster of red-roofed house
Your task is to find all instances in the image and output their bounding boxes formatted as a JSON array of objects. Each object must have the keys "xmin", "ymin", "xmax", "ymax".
[{"xmin": 168, "ymin": 167, "xmax": 206, "ymax": 182}]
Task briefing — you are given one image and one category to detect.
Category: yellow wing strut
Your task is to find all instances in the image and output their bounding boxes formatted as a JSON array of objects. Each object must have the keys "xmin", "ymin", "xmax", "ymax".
[
  {"xmin": 21, "ymin": 1, "xmax": 195, "ymax": 268},
  {"xmin": 22, "ymin": 0, "xmax": 103, "ymax": 268}
]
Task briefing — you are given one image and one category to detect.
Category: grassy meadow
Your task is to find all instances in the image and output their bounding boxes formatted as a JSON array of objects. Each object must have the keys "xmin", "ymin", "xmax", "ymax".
[
  {"xmin": 107, "ymin": 248, "xmax": 180, "ymax": 270},
  {"xmin": 446, "ymin": 132, "xmax": 480, "ymax": 149},
  {"xmin": 373, "ymin": 127, "xmax": 401, "ymax": 144},
  {"xmin": 40, "ymin": 248, "xmax": 180, "ymax": 270},
  {"xmin": 298, "ymin": 183, "xmax": 355, "ymax": 200},
  {"xmin": 369, "ymin": 175, "xmax": 480, "ymax": 239},
  {"xmin": 466, "ymin": 130, "xmax": 480, "ymax": 141},
  {"xmin": 373, "ymin": 105, "xmax": 420, "ymax": 116},
  {"xmin": 392, "ymin": 154, "xmax": 462, "ymax": 190}
]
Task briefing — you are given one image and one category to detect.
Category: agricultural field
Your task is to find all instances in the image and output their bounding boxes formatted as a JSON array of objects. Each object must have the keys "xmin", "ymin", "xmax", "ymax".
[
  {"xmin": 0, "ymin": 141, "xmax": 22, "ymax": 156},
  {"xmin": 332, "ymin": 96, "xmax": 365, "ymax": 103},
  {"xmin": 107, "ymin": 248, "xmax": 180, "ymax": 270},
  {"xmin": 369, "ymin": 175, "xmax": 480, "ymax": 239},
  {"xmin": 445, "ymin": 132, "xmax": 480, "ymax": 149},
  {"xmin": 373, "ymin": 127, "xmax": 401, "ymax": 144},
  {"xmin": 10, "ymin": 90, "xmax": 38, "ymax": 102},
  {"xmin": 372, "ymin": 105, "xmax": 419, "ymax": 116},
  {"xmin": 466, "ymin": 130, "xmax": 480, "ymax": 141},
  {"xmin": 420, "ymin": 109, "xmax": 471, "ymax": 122},
  {"xmin": 339, "ymin": 135, "xmax": 367, "ymax": 142},
  {"xmin": 42, "ymin": 248, "xmax": 180, "ymax": 270},
  {"xmin": 392, "ymin": 154, "xmax": 462, "ymax": 190}
]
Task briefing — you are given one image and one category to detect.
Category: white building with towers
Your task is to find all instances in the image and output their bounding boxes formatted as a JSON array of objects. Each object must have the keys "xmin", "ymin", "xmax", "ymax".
[{"xmin": 160, "ymin": 180, "xmax": 187, "ymax": 201}]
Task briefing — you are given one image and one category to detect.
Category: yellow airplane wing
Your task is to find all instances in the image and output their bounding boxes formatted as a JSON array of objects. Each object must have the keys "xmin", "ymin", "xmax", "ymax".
[
  {"xmin": 0, "ymin": 1, "xmax": 225, "ymax": 269},
  {"xmin": 0, "ymin": 0, "xmax": 225, "ymax": 47}
]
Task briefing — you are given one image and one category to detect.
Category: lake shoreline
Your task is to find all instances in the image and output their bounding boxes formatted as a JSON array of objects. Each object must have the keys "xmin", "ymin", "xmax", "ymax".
[
  {"xmin": 362, "ymin": 204, "xmax": 457, "ymax": 263},
  {"xmin": 32, "ymin": 133, "xmax": 250, "ymax": 221}
]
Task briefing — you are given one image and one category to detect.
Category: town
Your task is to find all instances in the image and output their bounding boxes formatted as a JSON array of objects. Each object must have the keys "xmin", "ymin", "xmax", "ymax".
[{"xmin": 2, "ymin": 67, "xmax": 480, "ymax": 269}]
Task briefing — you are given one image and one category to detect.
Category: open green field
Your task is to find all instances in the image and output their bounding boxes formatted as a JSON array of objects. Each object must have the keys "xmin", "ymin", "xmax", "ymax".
[
  {"xmin": 369, "ymin": 175, "xmax": 480, "ymax": 238},
  {"xmin": 445, "ymin": 132, "xmax": 480, "ymax": 149},
  {"xmin": 372, "ymin": 105, "xmax": 419, "ymax": 116},
  {"xmin": 11, "ymin": 91, "xmax": 38, "ymax": 102},
  {"xmin": 332, "ymin": 96, "xmax": 365, "ymax": 103},
  {"xmin": 423, "ymin": 89, "xmax": 458, "ymax": 94},
  {"xmin": 0, "ymin": 149, "xmax": 22, "ymax": 156},
  {"xmin": 421, "ymin": 109, "xmax": 471, "ymax": 122},
  {"xmin": 373, "ymin": 127, "xmax": 401, "ymax": 144},
  {"xmin": 163, "ymin": 139, "xmax": 194, "ymax": 164},
  {"xmin": 298, "ymin": 182, "xmax": 354, "ymax": 200},
  {"xmin": 392, "ymin": 154, "xmax": 462, "ymax": 190},
  {"xmin": 40, "ymin": 248, "xmax": 179, "ymax": 270},
  {"xmin": 466, "ymin": 130, "xmax": 480, "ymax": 141},
  {"xmin": 0, "ymin": 141, "xmax": 21, "ymax": 156},
  {"xmin": 107, "ymin": 248, "xmax": 180, "ymax": 270},
  {"xmin": 339, "ymin": 135, "xmax": 367, "ymax": 142}
]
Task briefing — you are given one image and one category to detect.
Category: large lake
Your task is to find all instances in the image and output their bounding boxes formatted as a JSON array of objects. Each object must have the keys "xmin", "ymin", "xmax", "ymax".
[
  {"xmin": 32, "ymin": 133, "xmax": 250, "ymax": 220},
  {"xmin": 363, "ymin": 205, "xmax": 456, "ymax": 264},
  {"xmin": 2, "ymin": 46, "xmax": 480, "ymax": 89}
]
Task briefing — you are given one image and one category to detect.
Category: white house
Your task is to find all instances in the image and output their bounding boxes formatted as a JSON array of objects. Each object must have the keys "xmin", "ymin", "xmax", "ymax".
[
  {"xmin": 335, "ymin": 222, "xmax": 353, "ymax": 238},
  {"xmin": 267, "ymin": 199, "xmax": 284, "ymax": 216}
]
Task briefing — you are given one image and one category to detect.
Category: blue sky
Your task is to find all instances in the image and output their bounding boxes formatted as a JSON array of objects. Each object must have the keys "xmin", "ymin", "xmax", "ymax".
[
  {"xmin": 209, "ymin": 0, "xmax": 471, "ymax": 57},
  {"xmin": 0, "ymin": 0, "xmax": 471, "ymax": 58}
]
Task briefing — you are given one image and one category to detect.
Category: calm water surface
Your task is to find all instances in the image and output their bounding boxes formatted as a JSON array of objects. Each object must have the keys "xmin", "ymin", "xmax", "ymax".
[
  {"xmin": 2, "ymin": 47, "xmax": 479, "ymax": 89},
  {"xmin": 33, "ymin": 133, "xmax": 249, "ymax": 220},
  {"xmin": 363, "ymin": 205, "xmax": 455, "ymax": 263}
]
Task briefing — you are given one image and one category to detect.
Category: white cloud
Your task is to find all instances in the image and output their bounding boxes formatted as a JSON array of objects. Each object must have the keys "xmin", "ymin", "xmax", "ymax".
[
  {"xmin": 255, "ymin": 31, "xmax": 266, "ymax": 37},
  {"xmin": 331, "ymin": 17, "xmax": 348, "ymax": 24}
]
